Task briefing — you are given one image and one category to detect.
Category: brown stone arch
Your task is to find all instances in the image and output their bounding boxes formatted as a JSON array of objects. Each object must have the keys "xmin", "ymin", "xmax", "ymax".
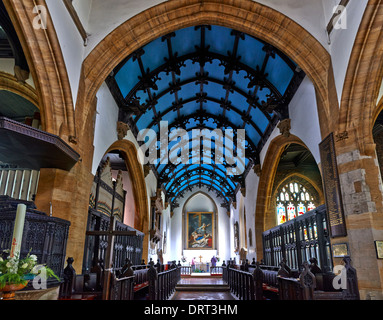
[
  {"xmin": 2, "ymin": 0, "xmax": 76, "ymax": 141},
  {"xmin": 373, "ymin": 95, "xmax": 383, "ymax": 126},
  {"xmin": 105, "ymin": 140, "xmax": 149, "ymax": 232},
  {"xmin": 104, "ymin": 139, "xmax": 150, "ymax": 259},
  {"xmin": 338, "ymin": 0, "xmax": 383, "ymax": 155},
  {"xmin": 0, "ymin": 71, "xmax": 39, "ymax": 107},
  {"xmin": 254, "ymin": 134, "xmax": 318, "ymax": 259},
  {"xmin": 76, "ymin": 0, "xmax": 337, "ymax": 141}
]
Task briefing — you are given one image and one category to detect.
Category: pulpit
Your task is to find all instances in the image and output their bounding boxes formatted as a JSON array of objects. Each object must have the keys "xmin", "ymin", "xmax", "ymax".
[{"xmin": 0, "ymin": 196, "xmax": 70, "ymax": 296}]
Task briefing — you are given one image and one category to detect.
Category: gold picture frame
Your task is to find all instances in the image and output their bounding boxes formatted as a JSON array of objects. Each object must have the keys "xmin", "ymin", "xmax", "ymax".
[
  {"xmin": 332, "ymin": 243, "xmax": 349, "ymax": 258},
  {"xmin": 186, "ymin": 212, "xmax": 214, "ymax": 250},
  {"xmin": 375, "ymin": 241, "xmax": 383, "ymax": 259}
]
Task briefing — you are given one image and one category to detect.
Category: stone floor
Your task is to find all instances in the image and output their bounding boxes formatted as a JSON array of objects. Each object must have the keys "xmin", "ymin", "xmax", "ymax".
[
  {"xmin": 171, "ymin": 276, "xmax": 236, "ymax": 300},
  {"xmin": 171, "ymin": 290, "xmax": 236, "ymax": 300},
  {"xmin": 178, "ymin": 277, "xmax": 226, "ymax": 285}
]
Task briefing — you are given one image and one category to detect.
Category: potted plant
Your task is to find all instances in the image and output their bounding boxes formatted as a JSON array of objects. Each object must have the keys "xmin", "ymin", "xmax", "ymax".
[{"xmin": 0, "ymin": 250, "xmax": 60, "ymax": 300}]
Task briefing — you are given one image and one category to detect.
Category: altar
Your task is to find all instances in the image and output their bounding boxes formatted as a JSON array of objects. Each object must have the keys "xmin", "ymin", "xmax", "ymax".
[
  {"xmin": 182, "ymin": 249, "xmax": 218, "ymax": 270},
  {"xmin": 194, "ymin": 262, "xmax": 210, "ymax": 273}
]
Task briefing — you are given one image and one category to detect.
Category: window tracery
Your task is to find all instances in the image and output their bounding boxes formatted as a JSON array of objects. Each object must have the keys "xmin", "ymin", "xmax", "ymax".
[{"xmin": 276, "ymin": 181, "xmax": 317, "ymax": 225}]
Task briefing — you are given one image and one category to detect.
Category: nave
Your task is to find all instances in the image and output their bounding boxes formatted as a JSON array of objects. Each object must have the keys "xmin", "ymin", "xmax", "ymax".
[{"xmin": 0, "ymin": 0, "xmax": 383, "ymax": 302}]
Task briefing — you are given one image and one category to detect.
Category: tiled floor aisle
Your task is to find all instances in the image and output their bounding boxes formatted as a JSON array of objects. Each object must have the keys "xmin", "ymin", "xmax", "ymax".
[
  {"xmin": 172, "ymin": 290, "xmax": 235, "ymax": 300},
  {"xmin": 171, "ymin": 277, "xmax": 236, "ymax": 300},
  {"xmin": 178, "ymin": 277, "xmax": 226, "ymax": 285}
]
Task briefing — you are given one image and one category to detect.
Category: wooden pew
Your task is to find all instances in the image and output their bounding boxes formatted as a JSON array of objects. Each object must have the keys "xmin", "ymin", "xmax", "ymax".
[
  {"xmin": 277, "ymin": 257, "xmax": 360, "ymax": 300},
  {"xmin": 59, "ymin": 258, "xmax": 154, "ymax": 300},
  {"xmin": 278, "ymin": 261, "xmax": 316, "ymax": 300},
  {"xmin": 250, "ymin": 259, "xmax": 294, "ymax": 299},
  {"xmin": 147, "ymin": 260, "xmax": 180, "ymax": 300},
  {"xmin": 59, "ymin": 257, "xmax": 102, "ymax": 300}
]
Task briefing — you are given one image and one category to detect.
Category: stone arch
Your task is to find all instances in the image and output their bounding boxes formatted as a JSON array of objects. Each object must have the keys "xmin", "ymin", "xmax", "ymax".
[
  {"xmin": 272, "ymin": 173, "xmax": 324, "ymax": 205},
  {"xmin": 105, "ymin": 140, "xmax": 149, "ymax": 234},
  {"xmin": 76, "ymin": 0, "xmax": 337, "ymax": 141},
  {"xmin": 338, "ymin": 0, "xmax": 383, "ymax": 155},
  {"xmin": 0, "ymin": 71, "xmax": 38, "ymax": 107},
  {"xmin": 183, "ymin": 191, "xmax": 219, "ymax": 214},
  {"xmin": 373, "ymin": 95, "xmax": 383, "ymax": 126},
  {"xmin": 2, "ymin": 0, "xmax": 76, "ymax": 141},
  {"xmin": 254, "ymin": 134, "xmax": 316, "ymax": 259},
  {"xmin": 182, "ymin": 191, "xmax": 219, "ymax": 251}
]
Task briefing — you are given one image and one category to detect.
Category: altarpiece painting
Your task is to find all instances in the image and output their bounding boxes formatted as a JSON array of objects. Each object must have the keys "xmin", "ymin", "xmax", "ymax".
[{"xmin": 186, "ymin": 212, "xmax": 214, "ymax": 249}]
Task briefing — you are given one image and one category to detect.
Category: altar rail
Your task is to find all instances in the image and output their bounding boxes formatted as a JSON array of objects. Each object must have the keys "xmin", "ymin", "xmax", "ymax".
[
  {"xmin": 0, "ymin": 196, "xmax": 70, "ymax": 285},
  {"xmin": 180, "ymin": 266, "xmax": 192, "ymax": 276},
  {"xmin": 148, "ymin": 261, "xmax": 180, "ymax": 300}
]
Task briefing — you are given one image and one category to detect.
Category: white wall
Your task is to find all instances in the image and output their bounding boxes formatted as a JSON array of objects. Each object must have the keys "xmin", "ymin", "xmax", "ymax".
[
  {"xmin": 326, "ymin": 0, "xmax": 368, "ymax": 106},
  {"xmin": 72, "ymin": 0, "xmax": 93, "ymax": 31},
  {"xmin": 170, "ymin": 188, "xmax": 231, "ymax": 265},
  {"xmin": 46, "ymin": 0, "xmax": 87, "ymax": 107},
  {"xmin": 84, "ymin": 0, "xmax": 333, "ymax": 58},
  {"xmin": 259, "ymin": 77, "xmax": 321, "ymax": 166},
  {"xmin": 378, "ymin": 79, "xmax": 383, "ymax": 106},
  {"xmin": 289, "ymin": 76, "xmax": 322, "ymax": 164},
  {"xmin": 92, "ymin": 82, "xmax": 119, "ymax": 174},
  {"xmin": 230, "ymin": 169, "xmax": 259, "ymax": 264},
  {"xmin": 85, "ymin": 0, "xmax": 164, "ymax": 56}
]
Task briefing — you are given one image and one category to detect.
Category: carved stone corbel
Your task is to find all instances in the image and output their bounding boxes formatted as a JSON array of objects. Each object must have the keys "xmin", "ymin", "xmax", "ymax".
[
  {"xmin": 117, "ymin": 121, "xmax": 129, "ymax": 140},
  {"xmin": 14, "ymin": 65, "xmax": 29, "ymax": 83},
  {"xmin": 277, "ymin": 119, "xmax": 291, "ymax": 138},
  {"xmin": 143, "ymin": 164, "xmax": 151, "ymax": 178},
  {"xmin": 253, "ymin": 164, "xmax": 261, "ymax": 176}
]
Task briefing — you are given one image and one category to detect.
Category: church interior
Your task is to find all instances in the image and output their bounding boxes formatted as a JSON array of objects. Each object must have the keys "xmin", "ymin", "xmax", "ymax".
[{"xmin": 0, "ymin": 0, "xmax": 383, "ymax": 302}]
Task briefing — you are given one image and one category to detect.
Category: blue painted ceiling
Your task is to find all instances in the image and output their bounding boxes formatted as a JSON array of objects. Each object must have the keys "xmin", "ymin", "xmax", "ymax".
[{"xmin": 107, "ymin": 25, "xmax": 305, "ymax": 210}]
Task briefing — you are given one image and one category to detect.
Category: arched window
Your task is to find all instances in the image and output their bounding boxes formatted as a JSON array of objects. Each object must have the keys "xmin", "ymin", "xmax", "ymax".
[{"xmin": 276, "ymin": 180, "xmax": 317, "ymax": 225}]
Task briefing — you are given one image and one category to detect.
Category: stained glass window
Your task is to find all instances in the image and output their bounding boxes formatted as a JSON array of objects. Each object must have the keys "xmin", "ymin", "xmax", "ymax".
[
  {"xmin": 277, "ymin": 203, "xmax": 286, "ymax": 225},
  {"xmin": 276, "ymin": 180, "xmax": 317, "ymax": 225},
  {"xmin": 287, "ymin": 202, "xmax": 296, "ymax": 220},
  {"xmin": 298, "ymin": 202, "xmax": 306, "ymax": 216}
]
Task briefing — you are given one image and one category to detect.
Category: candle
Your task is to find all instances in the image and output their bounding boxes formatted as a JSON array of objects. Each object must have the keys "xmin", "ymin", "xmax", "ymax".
[{"xmin": 10, "ymin": 204, "xmax": 27, "ymax": 258}]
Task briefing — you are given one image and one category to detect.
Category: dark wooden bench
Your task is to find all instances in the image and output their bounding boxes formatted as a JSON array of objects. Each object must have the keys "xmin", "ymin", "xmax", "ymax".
[
  {"xmin": 277, "ymin": 257, "xmax": 360, "ymax": 300},
  {"xmin": 59, "ymin": 257, "xmax": 181, "ymax": 300},
  {"xmin": 250, "ymin": 260, "xmax": 297, "ymax": 298},
  {"xmin": 59, "ymin": 257, "xmax": 102, "ymax": 300},
  {"xmin": 59, "ymin": 258, "xmax": 147, "ymax": 300}
]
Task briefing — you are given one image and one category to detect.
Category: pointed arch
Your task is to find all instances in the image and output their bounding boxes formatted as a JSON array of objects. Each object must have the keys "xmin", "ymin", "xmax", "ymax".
[
  {"xmin": 0, "ymin": 71, "xmax": 38, "ymax": 107},
  {"xmin": 2, "ymin": 0, "xmax": 76, "ymax": 141},
  {"xmin": 254, "ymin": 134, "xmax": 317, "ymax": 259},
  {"xmin": 76, "ymin": 0, "xmax": 337, "ymax": 142},
  {"xmin": 105, "ymin": 140, "xmax": 148, "ymax": 232},
  {"xmin": 182, "ymin": 191, "xmax": 219, "ymax": 251},
  {"xmin": 338, "ymin": 0, "xmax": 383, "ymax": 154}
]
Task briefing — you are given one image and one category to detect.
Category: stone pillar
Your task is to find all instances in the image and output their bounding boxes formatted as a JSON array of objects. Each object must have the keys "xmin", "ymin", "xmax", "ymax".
[
  {"xmin": 35, "ymin": 164, "xmax": 94, "ymax": 272},
  {"xmin": 335, "ymin": 135, "xmax": 383, "ymax": 300}
]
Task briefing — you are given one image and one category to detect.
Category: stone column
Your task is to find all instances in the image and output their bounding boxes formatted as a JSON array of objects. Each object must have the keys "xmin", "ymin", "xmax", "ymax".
[{"xmin": 334, "ymin": 133, "xmax": 383, "ymax": 300}]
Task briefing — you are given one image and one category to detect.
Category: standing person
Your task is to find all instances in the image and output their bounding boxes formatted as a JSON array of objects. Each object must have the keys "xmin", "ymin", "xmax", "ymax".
[
  {"xmin": 211, "ymin": 256, "xmax": 217, "ymax": 267},
  {"xmin": 191, "ymin": 257, "xmax": 196, "ymax": 272}
]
